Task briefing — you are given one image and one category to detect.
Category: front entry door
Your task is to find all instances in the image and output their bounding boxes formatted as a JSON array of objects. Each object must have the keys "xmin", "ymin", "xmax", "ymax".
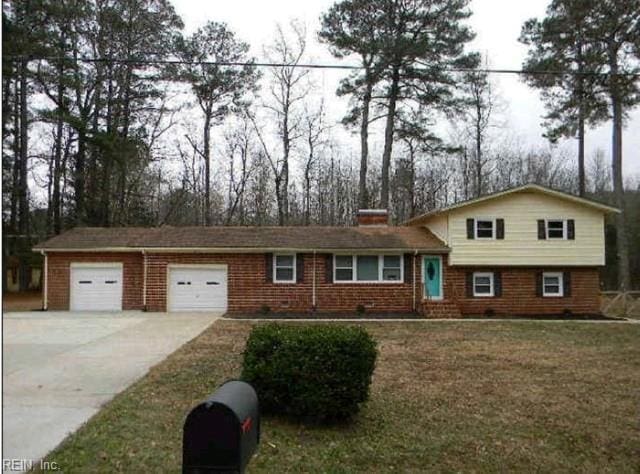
[{"xmin": 423, "ymin": 256, "xmax": 442, "ymax": 300}]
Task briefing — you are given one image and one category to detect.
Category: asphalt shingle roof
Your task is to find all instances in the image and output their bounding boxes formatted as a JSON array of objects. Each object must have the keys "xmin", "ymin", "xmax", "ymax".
[{"xmin": 33, "ymin": 226, "xmax": 447, "ymax": 252}]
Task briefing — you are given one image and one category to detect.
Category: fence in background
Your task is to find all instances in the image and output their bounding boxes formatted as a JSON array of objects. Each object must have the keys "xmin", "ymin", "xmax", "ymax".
[{"xmin": 601, "ymin": 291, "xmax": 640, "ymax": 319}]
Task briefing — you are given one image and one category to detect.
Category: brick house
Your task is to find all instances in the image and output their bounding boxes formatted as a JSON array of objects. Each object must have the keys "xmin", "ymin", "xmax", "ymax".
[{"xmin": 33, "ymin": 184, "xmax": 618, "ymax": 317}]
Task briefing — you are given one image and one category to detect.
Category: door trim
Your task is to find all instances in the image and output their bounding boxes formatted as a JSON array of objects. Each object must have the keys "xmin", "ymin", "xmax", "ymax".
[
  {"xmin": 421, "ymin": 255, "xmax": 443, "ymax": 301},
  {"xmin": 166, "ymin": 264, "xmax": 228, "ymax": 312}
]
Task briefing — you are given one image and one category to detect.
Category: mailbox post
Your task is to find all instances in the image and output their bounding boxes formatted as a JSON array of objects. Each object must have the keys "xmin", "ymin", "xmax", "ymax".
[{"xmin": 183, "ymin": 380, "xmax": 260, "ymax": 474}]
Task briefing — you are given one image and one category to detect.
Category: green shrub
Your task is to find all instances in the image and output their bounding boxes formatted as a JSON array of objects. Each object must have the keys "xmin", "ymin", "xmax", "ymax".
[
  {"xmin": 241, "ymin": 324, "xmax": 377, "ymax": 422},
  {"xmin": 356, "ymin": 304, "xmax": 366, "ymax": 314},
  {"xmin": 260, "ymin": 304, "xmax": 271, "ymax": 315}
]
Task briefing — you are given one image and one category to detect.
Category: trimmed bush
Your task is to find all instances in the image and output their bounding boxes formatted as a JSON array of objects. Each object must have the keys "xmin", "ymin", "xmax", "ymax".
[{"xmin": 241, "ymin": 324, "xmax": 377, "ymax": 422}]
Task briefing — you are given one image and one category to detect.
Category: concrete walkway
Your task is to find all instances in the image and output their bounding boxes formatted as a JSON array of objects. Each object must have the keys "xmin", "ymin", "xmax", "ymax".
[{"xmin": 2, "ymin": 310, "xmax": 221, "ymax": 468}]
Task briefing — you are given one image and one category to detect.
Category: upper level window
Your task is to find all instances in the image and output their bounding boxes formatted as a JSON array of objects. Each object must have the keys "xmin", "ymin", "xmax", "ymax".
[
  {"xmin": 473, "ymin": 272, "xmax": 494, "ymax": 297},
  {"xmin": 542, "ymin": 272, "xmax": 563, "ymax": 297},
  {"xmin": 539, "ymin": 219, "xmax": 574, "ymax": 240},
  {"xmin": 475, "ymin": 219, "xmax": 495, "ymax": 239},
  {"xmin": 274, "ymin": 254, "xmax": 296, "ymax": 283},
  {"xmin": 334, "ymin": 255, "xmax": 403, "ymax": 283},
  {"xmin": 546, "ymin": 220, "xmax": 566, "ymax": 239}
]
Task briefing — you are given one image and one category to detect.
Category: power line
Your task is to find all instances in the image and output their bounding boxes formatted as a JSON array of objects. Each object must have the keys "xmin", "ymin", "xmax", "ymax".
[{"xmin": 5, "ymin": 55, "xmax": 640, "ymax": 77}]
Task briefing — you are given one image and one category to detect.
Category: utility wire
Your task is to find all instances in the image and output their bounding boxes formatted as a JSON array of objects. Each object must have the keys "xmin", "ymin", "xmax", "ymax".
[{"xmin": 4, "ymin": 55, "xmax": 640, "ymax": 77}]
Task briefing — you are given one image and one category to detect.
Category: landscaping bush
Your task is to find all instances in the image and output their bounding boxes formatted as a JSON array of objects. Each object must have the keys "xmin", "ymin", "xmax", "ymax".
[{"xmin": 241, "ymin": 324, "xmax": 377, "ymax": 422}]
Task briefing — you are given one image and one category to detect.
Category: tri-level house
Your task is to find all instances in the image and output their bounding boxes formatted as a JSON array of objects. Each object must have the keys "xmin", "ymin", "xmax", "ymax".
[{"xmin": 34, "ymin": 184, "xmax": 618, "ymax": 317}]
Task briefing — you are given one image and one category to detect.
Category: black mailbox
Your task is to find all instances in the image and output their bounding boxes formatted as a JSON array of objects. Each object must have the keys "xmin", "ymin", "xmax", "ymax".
[{"xmin": 183, "ymin": 380, "xmax": 260, "ymax": 474}]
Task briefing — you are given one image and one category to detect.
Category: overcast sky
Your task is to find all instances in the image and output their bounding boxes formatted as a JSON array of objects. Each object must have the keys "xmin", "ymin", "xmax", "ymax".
[{"xmin": 171, "ymin": 0, "xmax": 639, "ymax": 178}]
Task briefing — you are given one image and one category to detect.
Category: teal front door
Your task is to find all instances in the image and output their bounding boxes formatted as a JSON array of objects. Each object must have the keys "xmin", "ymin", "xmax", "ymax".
[{"xmin": 423, "ymin": 256, "xmax": 442, "ymax": 300}]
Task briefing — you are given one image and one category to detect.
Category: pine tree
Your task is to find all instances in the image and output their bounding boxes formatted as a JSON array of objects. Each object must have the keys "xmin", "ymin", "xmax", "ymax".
[{"xmin": 520, "ymin": 0, "xmax": 608, "ymax": 197}]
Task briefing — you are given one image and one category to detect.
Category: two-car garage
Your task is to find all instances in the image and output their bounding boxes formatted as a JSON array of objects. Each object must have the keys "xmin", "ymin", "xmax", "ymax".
[{"xmin": 69, "ymin": 263, "xmax": 227, "ymax": 312}]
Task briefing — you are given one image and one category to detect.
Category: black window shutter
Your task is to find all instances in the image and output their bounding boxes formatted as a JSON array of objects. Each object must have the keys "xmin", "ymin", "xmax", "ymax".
[
  {"xmin": 403, "ymin": 253, "xmax": 412, "ymax": 284},
  {"xmin": 467, "ymin": 218, "xmax": 475, "ymax": 239},
  {"xmin": 496, "ymin": 219, "xmax": 505, "ymax": 239},
  {"xmin": 563, "ymin": 271, "xmax": 571, "ymax": 296},
  {"xmin": 537, "ymin": 220, "xmax": 546, "ymax": 240},
  {"xmin": 567, "ymin": 219, "xmax": 575, "ymax": 240},
  {"xmin": 265, "ymin": 253, "xmax": 273, "ymax": 283},
  {"xmin": 466, "ymin": 272, "xmax": 474, "ymax": 297},
  {"xmin": 494, "ymin": 271, "xmax": 502, "ymax": 297},
  {"xmin": 535, "ymin": 271, "xmax": 543, "ymax": 297},
  {"xmin": 296, "ymin": 254, "xmax": 304, "ymax": 283},
  {"xmin": 325, "ymin": 254, "xmax": 333, "ymax": 283}
]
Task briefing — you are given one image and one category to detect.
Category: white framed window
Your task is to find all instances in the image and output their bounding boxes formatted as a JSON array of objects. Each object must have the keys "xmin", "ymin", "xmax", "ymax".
[
  {"xmin": 382, "ymin": 255, "xmax": 402, "ymax": 281},
  {"xmin": 334, "ymin": 255, "xmax": 403, "ymax": 283},
  {"xmin": 475, "ymin": 219, "xmax": 495, "ymax": 239},
  {"xmin": 273, "ymin": 254, "xmax": 296, "ymax": 283},
  {"xmin": 546, "ymin": 219, "xmax": 566, "ymax": 239},
  {"xmin": 334, "ymin": 255, "xmax": 354, "ymax": 281},
  {"xmin": 473, "ymin": 272, "xmax": 494, "ymax": 297},
  {"xmin": 542, "ymin": 272, "xmax": 563, "ymax": 297}
]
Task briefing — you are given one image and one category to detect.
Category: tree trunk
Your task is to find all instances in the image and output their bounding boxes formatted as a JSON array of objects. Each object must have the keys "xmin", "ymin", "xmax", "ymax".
[
  {"xmin": 10, "ymin": 82, "xmax": 20, "ymax": 233},
  {"xmin": 609, "ymin": 50, "xmax": 630, "ymax": 290},
  {"xmin": 203, "ymin": 111, "xmax": 212, "ymax": 225},
  {"xmin": 18, "ymin": 59, "xmax": 30, "ymax": 291},
  {"xmin": 18, "ymin": 60, "xmax": 29, "ymax": 236},
  {"xmin": 280, "ymin": 110, "xmax": 290, "ymax": 226},
  {"xmin": 577, "ymin": 105, "xmax": 585, "ymax": 197},
  {"xmin": 74, "ymin": 128, "xmax": 86, "ymax": 224},
  {"xmin": 475, "ymin": 100, "xmax": 482, "ymax": 197},
  {"xmin": 358, "ymin": 78, "xmax": 373, "ymax": 209},
  {"xmin": 380, "ymin": 65, "xmax": 400, "ymax": 209},
  {"xmin": 576, "ymin": 43, "xmax": 586, "ymax": 197},
  {"xmin": 52, "ymin": 60, "xmax": 64, "ymax": 235}
]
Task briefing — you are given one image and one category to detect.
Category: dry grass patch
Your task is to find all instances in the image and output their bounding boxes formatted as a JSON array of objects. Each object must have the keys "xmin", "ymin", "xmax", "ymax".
[{"xmin": 39, "ymin": 320, "xmax": 640, "ymax": 473}]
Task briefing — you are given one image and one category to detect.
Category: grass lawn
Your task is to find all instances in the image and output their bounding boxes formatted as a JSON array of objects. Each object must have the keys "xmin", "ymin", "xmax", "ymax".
[{"xmin": 39, "ymin": 320, "xmax": 640, "ymax": 473}]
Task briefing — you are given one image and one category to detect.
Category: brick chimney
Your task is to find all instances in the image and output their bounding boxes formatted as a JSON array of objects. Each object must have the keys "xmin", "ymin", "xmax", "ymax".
[{"xmin": 356, "ymin": 209, "xmax": 389, "ymax": 226}]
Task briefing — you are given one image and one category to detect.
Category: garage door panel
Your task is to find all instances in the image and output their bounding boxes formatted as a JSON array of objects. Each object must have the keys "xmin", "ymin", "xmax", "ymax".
[
  {"xmin": 70, "ymin": 266, "xmax": 123, "ymax": 311},
  {"xmin": 168, "ymin": 267, "xmax": 227, "ymax": 312}
]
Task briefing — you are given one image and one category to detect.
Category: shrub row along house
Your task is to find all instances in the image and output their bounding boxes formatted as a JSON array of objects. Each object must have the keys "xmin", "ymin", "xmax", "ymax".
[{"xmin": 33, "ymin": 184, "xmax": 618, "ymax": 317}]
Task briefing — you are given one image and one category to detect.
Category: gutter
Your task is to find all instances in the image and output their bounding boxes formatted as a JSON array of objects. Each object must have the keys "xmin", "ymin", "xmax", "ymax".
[
  {"xmin": 413, "ymin": 250, "xmax": 417, "ymax": 312},
  {"xmin": 40, "ymin": 250, "xmax": 48, "ymax": 310},
  {"xmin": 142, "ymin": 250, "xmax": 147, "ymax": 310},
  {"xmin": 312, "ymin": 250, "xmax": 317, "ymax": 310}
]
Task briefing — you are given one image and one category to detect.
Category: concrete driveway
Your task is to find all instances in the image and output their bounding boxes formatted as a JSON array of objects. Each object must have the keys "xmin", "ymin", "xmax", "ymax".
[{"xmin": 2, "ymin": 310, "xmax": 221, "ymax": 467}]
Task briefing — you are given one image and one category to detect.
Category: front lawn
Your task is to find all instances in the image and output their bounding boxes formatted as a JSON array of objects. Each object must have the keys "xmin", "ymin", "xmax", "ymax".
[{"xmin": 39, "ymin": 320, "xmax": 640, "ymax": 473}]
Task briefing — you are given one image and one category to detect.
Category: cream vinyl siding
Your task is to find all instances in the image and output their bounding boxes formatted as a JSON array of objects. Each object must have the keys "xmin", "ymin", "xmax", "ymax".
[
  {"xmin": 427, "ymin": 214, "xmax": 448, "ymax": 242},
  {"xmin": 424, "ymin": 191, "xmax": 606, "ymax": 266}
]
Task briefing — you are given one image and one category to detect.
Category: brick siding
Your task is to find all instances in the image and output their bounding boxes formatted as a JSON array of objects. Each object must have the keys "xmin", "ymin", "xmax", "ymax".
[
  {"xmin": 46, "ymin": 252, "xmax": 143, "ymax": 310},
  {"xmin": 444, "ymin": 263, "xmax": 600, "ymax": 316},
  {"xmin": 145, "ymin": 253, "xmax": 419, "ymax": 313},
  {"xmin": 45, "ymin": 251, "xmax": 601, "ymax": 315}
]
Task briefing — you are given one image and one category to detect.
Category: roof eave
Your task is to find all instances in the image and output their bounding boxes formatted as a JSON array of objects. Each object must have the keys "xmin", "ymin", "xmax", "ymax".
[{"xmin": 33, "ymin": 246, "xmax": 450, "ymax": 253}]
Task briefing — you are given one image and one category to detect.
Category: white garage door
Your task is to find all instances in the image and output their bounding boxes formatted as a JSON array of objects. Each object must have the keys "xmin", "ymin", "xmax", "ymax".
[
  {"xmin": 168, "ymin": 266, "xmax": 228, "ymax": 312},
  {"xmin": 70, "ymin": 264, "xmax": 123, "ymax": 311}
]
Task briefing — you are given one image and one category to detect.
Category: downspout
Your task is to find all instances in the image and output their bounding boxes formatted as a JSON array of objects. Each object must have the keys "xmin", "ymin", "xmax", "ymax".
[
  {"xmin": 142, "ymin": 250, "xmax": 147, "ymax": 311},
  {"xmin": 312, "ymin": 250, "xmax": 317, "ymax": 311},
  {"xmin": 41, "ymin": 250, "xmax": 48, "ymax": 310},
  {"xmin": 412, "ymin": 250, "xmax": 417, "ymax": 312}
]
